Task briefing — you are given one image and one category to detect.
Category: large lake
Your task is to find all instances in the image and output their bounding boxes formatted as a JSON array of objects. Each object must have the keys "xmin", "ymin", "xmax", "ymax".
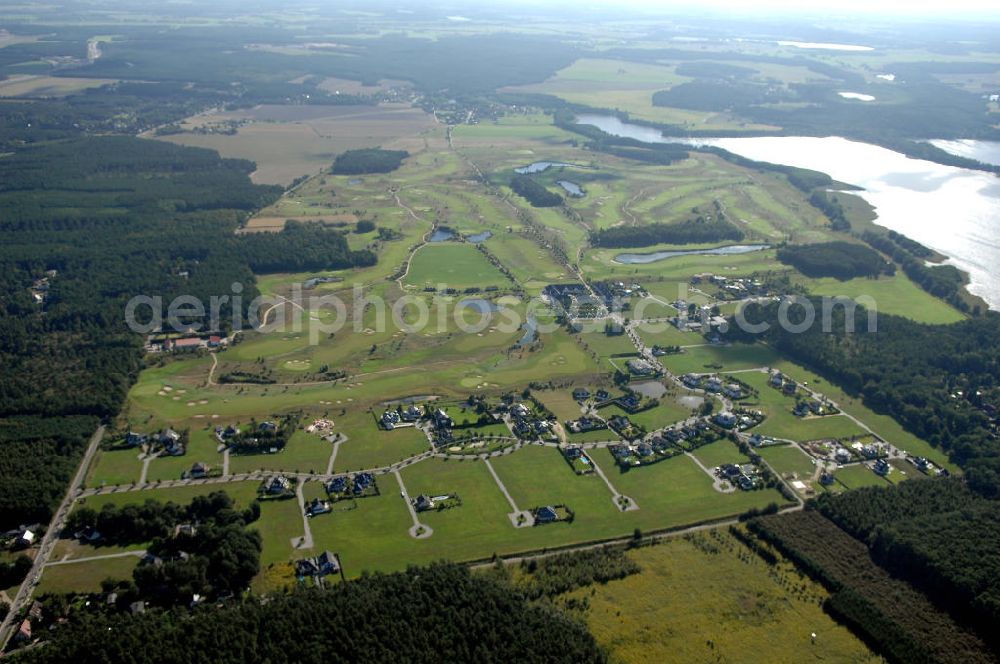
[{"xmin": 576, "ymin": 114, "xmax": 1000, "ymax": 310}]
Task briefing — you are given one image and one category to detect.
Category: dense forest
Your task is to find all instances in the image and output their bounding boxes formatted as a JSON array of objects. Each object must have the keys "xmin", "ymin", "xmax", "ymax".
[
  {"xmin": 331, "ymin": 148, "xmax": 409, "ymax": 175},
  {"xmin": 0, "ymin": 137, "xmax": 364, "ymax": 531},
  {"xmin": 24, "ymin": 564, "xmax": 605, "ymax": 663},
  {"xmin": 814, "ymin": 480, "xmax": 1000, "ymax": 645},
  {"xmin": 590, "ymin": 217, "xmax": 744, "ymax": 248},
  {"xmin": 726, "ymin": 300, "xmax": 1000, "ymax": 487},
  {"xmin": 749, "ymin": 508, "xmax": 995, "ymax": 664},
  {"xmin": 510, "ymin": 174, "xmax": 564, "ymax": 207},
  {"xmin": 776, "ymin": 241, "xmax": 894, "ymax": 280}
]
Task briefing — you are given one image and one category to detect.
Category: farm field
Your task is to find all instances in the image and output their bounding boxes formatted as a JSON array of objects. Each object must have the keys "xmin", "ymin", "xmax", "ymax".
[
  {"xmin": 36, "ymin": 556, "xmax": 142, "ymax": 595},
  {"xmin": 153, "ymin": 103, "xmax": 437, "ymax": 185},
  {"xmin": 568, "ymin": 529, "xmax": 877, "ymax": 663},
  {"xmin": 502, "ymin": 58, "xmax": 778, "ymax": 131}
]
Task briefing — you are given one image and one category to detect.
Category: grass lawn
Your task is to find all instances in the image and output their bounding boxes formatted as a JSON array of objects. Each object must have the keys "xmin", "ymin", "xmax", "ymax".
[
  {"xmin": 228, "ymin": 430, "xmax": 332, "ymax": 476},
  {"xmin": 626, "ymin": 396, "xmax": 696, "ymax": 431},
  {"xmin": 595, "ymin": 450, "xmax": 787, "ymax": 529},
  {"xmin": 567, "ymin": 527, "xmax": 876, "ymax": 663},
  {"xmin": 661, "ymin": 343, "xmax": 782, "ymax": 374},
  {"xmin": 87, "ymin": 448, "xmax": 143, "ymax": 487},
  {"xmin": 757, "ymin": 444, "xmax": 817, "ymax": 480},
  {"xmin": 404, "ymin": 243, "xmax": 510, "ymax": 290},
  {"xmin": 146, "ymin": 428, "xmax": 222, "ymax": 482},
  {"xmin": 37, "ymin": 556, "xmax": 141, "ymax": 595},
  {"xmin": 737, "ymin": 372, "xmax": 868, "ymax": 441},
  {"xmin": 691, "ymin": 438, "xmax": 751, "ymax": 469},
  {"xmin": 834, "ymin": 463, "xmax": 894, "ymax": 490},
  {"xmin": 256, "ymin": 494, "xmax": 308, "ymax": 566},
  {"xmin": 768, "ymin": 359, "xmax": 956, "ymax": 471},
  {"xmin": 799, "ymin": 273, "xmax": 965, "ymax": 325},
  {"xmin": 634, "ymin": 321, "xmax": 703, "ymax": 349},
  {"xmin": 75, "ymin": 481, "xmax": 260, "ymax": 512},
  {"xmin": 333, "ymin": 410, "xmax": 430, "ymax": 471},
  {"xmin": 537, "ymin": 389, "xmax": 589, "ymax": 421}
]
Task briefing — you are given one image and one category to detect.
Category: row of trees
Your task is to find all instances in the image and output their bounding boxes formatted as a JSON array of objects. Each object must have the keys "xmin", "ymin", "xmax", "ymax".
[
  {"xmin": 66, "ymin": 491, "xmax": 259, "ymax": 546},
  {"xmin": 331, "ymin": 148, "xmax": 409, "ymax": 175},
  {"xmin": 510, "ymin": 174, "xmax": 564, "ymax": 207},
  {"xmin": 776, "ymin": 241, "xmax": 894, "ymax": 280},
  {"xmin": 591, "ymin": 217, "xmax": 743, "ymax": 248},
  {"xmin": 863, "ymin": 231, "xmax": 974, "ymax": 312}
]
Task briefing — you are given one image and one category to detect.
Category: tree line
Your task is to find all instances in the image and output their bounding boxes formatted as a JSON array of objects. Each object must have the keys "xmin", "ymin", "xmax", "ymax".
[
  {"xmin": 24, "ymin": 564, "xmax": 605, "ymax": 663},
  {"xmin": 776, "ymin": 241, "xmax": 894, "ymax": 280},
  {"xmin": 591, "ymin": 217, "xmax": 743, "ymax": 248}
]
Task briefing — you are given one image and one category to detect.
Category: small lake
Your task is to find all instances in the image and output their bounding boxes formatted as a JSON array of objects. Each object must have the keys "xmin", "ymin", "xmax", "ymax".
[
  {"xmin": 577, "ymin": 112, "xmax": 1000, "ymax": 309},
  {"xmin": 458, "ymin": 298, "xmax": 501, "ymax": 314},
  {"xmin": 466, "ymin": 230, "xmax": 493, "ymax": 243},
  {"xmin": 557, "ymin": 180, "xmax": 585, "ymax": 197},
  {"xmin": 630, "ymin": 381, "xmax": 668, "ymax": 398},
  {"xmin": 428, "ymin": 228, "xmax": 455, "ymax": 242},
  {"xmin": 838, "ymin": 92, "xmax": 875, "ymax": 101},
  {"xmin": 516, "ymin": 315, "xmax": 538, "ymax": 348},
  {"xmin": 514, "ymin": 161, "xmax": 576, "ymax": 174},
  {"xmin": 614, "ymin": 244, "xmax": 771, "ymax": 265},
  {"xmin": 776, "ymin": 40, "xmax": 873, "ymax": 51}
]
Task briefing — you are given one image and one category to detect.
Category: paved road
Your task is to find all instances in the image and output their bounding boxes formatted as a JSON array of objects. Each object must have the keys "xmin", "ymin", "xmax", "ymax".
[
  {"xmin": 0, "ymin": 425, "xmax": 105, "ymax": 649},
  {"xmin": 294, "ymin": 482, "xmax": 314, "ymax": 550}
]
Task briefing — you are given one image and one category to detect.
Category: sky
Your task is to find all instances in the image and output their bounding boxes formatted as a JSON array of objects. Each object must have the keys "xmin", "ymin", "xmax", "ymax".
[{"xmin": 581, "ymin": 0, "xmax": 998, "ymax": 18}]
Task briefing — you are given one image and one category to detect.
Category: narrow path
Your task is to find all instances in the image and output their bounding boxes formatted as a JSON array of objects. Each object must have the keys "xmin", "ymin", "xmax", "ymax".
[
  {"xmin": 393, "ymin": 470, "xmax": 432, "ymax": 539},
  {"xmin": 483, "ymin": 459, "xmax": 534, "ymax": 527},
  {"xmin": 207, "ymin": 351, "xmax": 219, "ymax": 386},
  {"xmin": 326, "ymin": 435, "xmax": 344, "ymax": 475},
  {"xmin": 684, "ymin": 451, "xmax": 735, "ymax": 493},
  {"xmin": 138, "ymin": 452, "xmax": 157, "ymax": 485},
  {"xmin": 293, "ymin": 481, "xmax": 314, "ymax": 550},
  {"xmin": 222, "ymin": 448, "xmax": 231, "ymax": 477},
  {"xmin": 470, "ymin": 502, "xmax": 804, "ymax": 570},
  {"xmin": 47, "ymin": 549, "xmax": 146, "ymax": 567},
  {"xmin": 588, "ymin": 452, "xmax": 639, "ymax": 511},
  {"xmin": 0, "ymin": 425, "xmax": 105, "ymax": 649}
]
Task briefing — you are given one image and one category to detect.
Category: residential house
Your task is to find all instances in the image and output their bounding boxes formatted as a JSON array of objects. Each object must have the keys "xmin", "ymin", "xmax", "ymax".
[
  {"xmin": 572, "ymin": 388, "xmax": 590, "ymax": 401},
  {"xmin": 433, "ymin": 409, "xmax": 453, "ymax": 429},
  {"xmin": 125, "ymin": 431, "xmax": 149, "ymax": 447},
  {"xmin": 259, "ymin": 421, "xmax": 278, "ymax": 433},
  {"xmin": 414, "ymin": 494, "xmax": 435, "ymax": 512},
  {"xmin": 714, "ymin": 412, "xmax": 738, "ymax": 429},
  {"xmin": 326, "ymin": 476, "xmax": 348, "ymax": 494},
  {"xmin": 14, "ymin": 620, "xmax": 31, "ymax": 643},
  {"xmin": 626, "ymin": 358, "xmax": 655, "ymax": 376},
  {"xmin": 16, "ymin": 529, "xmax": 35, "ymax": 548},
  {"xmin": 189, "ymin": 462, "xmax": 210, "ymax": 479},
  {"xmin": 401, "ymin": 405, "xmax": 422, "ymax": 422},
  {"xmin": 305, "ymin": 498, "xmax": 331, "ymax": 517},
  {"xmin": 264, "ymin": 475, "xmax": 291, "ymax": 495},
  {"xmin": 535, "ymin": 506, "xmax": 558, "ymax": 523},
  {"xmin": 704, "ymin": 377, "xmax": 722, "ymax": 393},
  {"xmin": 724, "ymin": 384, "xmax": 743, "ymax": 399},
  {"xmin": 873, "ymin": 458, "xmax": 890, "ymax": 476},
  {"xmin": 381, "ymin": 409, "xmax": 401, "ymax": 430}
]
